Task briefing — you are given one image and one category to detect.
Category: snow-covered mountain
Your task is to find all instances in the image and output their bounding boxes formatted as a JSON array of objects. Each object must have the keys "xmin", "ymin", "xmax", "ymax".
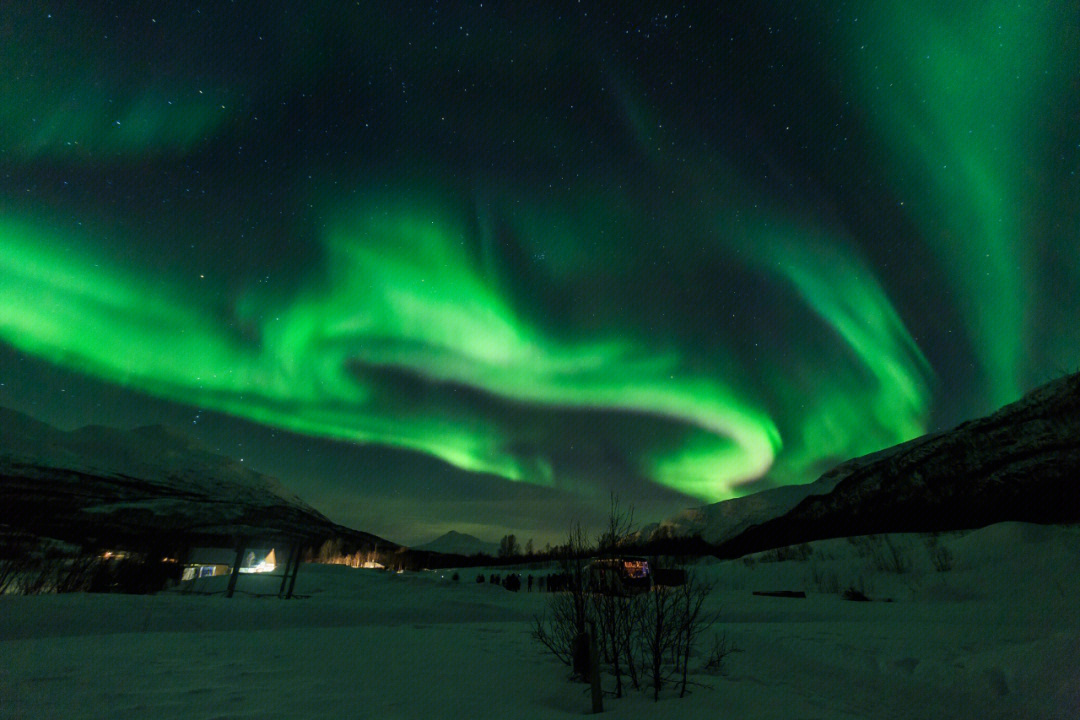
[
  {"xmin": 0, "ymin": 407, "xmax": 389, "ymax": 549},
  {"xmin": 651, "ymin": 478, "xmax": 839, "ymax": 545},
  {"xmin": 414, "ymin": 530, "xmax": 498, "ymax": 556},
  {"xmin": 716, "ymin": 371, "xmax": 1080, "ymax": 557},
  {"xmin": 653, "ymin": 434, "xmax": 939, "ymax": 544}
]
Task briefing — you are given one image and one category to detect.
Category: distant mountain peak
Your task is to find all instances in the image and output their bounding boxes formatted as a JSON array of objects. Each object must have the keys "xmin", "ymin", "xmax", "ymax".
[{"xmin": 414, "ymin": 530, "xmax": 498, "ymax": 556}]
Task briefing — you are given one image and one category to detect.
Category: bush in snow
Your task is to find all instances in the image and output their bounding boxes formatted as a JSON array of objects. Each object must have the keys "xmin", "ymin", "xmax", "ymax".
[
  {"xmin": 533, "ymin": 496, "xmax": 725, "ymax": 703},
  {"xmin": 703, "ymin": 631, "xmax": 741, "ymax": 676},
  {"xmin": 842, "ymin": 586, "xmax": 871, "ymax": 601},
  {"xmin": 0, "ymin": 538, "xmax": 104, "ymax": 595},
  {"xmin": 922, "ymin": 533, "xmax": 954, "ymax": 572},
  {"xmin": 851, "ymin": 534, "xmax": 912, "ymax": 574},
  {"xmin": 809, "ymin": 563, "xmax": 841, "ymax": 594},
  {"xmin": 759, "ymin": 542, "xmax": 813, "ymax": 563}
]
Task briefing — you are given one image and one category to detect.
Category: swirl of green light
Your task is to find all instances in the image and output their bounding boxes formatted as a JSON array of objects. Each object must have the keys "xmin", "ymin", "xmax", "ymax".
[{"xmin": 0, "ymin": 206, "xmax": 780, "ymax": 502}]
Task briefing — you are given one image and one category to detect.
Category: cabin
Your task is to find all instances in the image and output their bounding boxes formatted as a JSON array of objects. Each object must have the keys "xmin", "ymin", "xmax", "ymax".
[
  {"xmin": 173, "ymin": 532, "xmax": 310, "ymax": 599},
  {"xmin": 589, "ymin": 557, "xmax": 652, "ymax": 595},
  {"xmin": 181, "ymin": 547, "xmax": 277, "ymax": 581}
]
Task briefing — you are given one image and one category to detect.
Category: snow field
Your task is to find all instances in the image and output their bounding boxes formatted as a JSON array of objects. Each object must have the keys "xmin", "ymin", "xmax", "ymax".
[{"xmin": 2, "ymin": 522, "xmax": 1078, "ymax": 719}]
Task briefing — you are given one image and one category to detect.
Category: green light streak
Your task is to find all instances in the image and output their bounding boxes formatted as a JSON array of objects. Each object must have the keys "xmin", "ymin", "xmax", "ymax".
[
  {"xmin": 613, "ymin": 79, "xmax": 933, "ymax": 482},
  {"xmin": 610, "ymin": 63, "xmax": 935, "ymax": 488},
  {"xmin": 839, "ymin": 1, "xmax": 1062, "ymax": 405},
  {"xmin": 0, "ymin": 207, "xmax": 779, "ymax": 502},
  {"xmin": 0, "ymin": 80, "xmax": 233, "ymax": 159},
  {"xmin": 5, "ymin": 0, "xmax": 1070, "ymax": 508},
  {"xmin": 765, "ymin": 233, "xmax": 931, "ymax": 447}
]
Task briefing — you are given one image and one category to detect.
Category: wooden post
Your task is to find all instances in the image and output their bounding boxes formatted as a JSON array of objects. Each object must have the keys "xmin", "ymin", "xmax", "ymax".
[
  {"xmin": 589, "ymin": 619, "xmax": 604, "ymax": 714},
  {"xmin": 285, "ymin": 543, "xmax": 302, "ymax": 599},
  {"xmin": 573, "ymin": 631, "xmax": 589, "ymax": 679},
  {"xmin": 277, "ymin": 543, "xmax": 296, "ymax": 598},
  {"xmin": 225, "ymin": 540, "xmax": 246, "ymax": 599}
]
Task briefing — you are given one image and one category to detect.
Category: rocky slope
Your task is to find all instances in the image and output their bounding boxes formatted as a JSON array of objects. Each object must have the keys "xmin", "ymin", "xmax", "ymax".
[
  {"xmin": 715, "ymin": 372, "xmax": 1080, "ymax": 558},
  {"xmin": 654, "ymin": 434, "xmax": 939, "ymax": 544}
]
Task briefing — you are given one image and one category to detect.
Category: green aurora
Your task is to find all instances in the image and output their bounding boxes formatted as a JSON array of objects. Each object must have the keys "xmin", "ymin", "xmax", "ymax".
[{"xmin": 1, "ymin": 2, "xmax": 1077, "ymax": 527}]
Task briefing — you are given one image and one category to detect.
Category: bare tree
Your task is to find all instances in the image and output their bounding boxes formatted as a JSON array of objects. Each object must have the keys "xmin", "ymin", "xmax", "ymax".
[
  {"xmin": 562, "ymin": 523, "xmax": 593, "ymax": 678},
  {"xmin": 703, "ymin": 631, "xmax": 741, "ymax": 675},
  {"xmin": 672, "ymin": 571, "xmax": 718, "ymax": 697},
  {"xmin": 498, "ymin": 534, "xmax": 519, "ymax": 558},
  {"xmin": 532, "ymin": 498, "xmax": 728, "ymax": 705},
  {"xmin": 641, "ymin": 580, "xmax": 677, "ymax": 701},
  {"xmin": 590, "ymin": 493, "xmax": 639, "ymax": 697},
  {"xmin": 597, "ymin": 493, "xmax": 634, "ymax": 555},
  {"xmin": 532, "ymin": 522, "xmax": 594, "ymax": 679},
  {"xmin": 532, "ymin": 590, "xmax": 580, "ymax": 666}
]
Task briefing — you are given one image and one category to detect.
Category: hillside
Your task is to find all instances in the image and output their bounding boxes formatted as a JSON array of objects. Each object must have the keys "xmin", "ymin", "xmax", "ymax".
[
  {"xmin": 0, "ymin": 407, "xmax": 390, "ymax": 550},
  {"xmin": 716, "ymin": 372, "xmax": 1080, "ymax": 557},
  {"xmin": 656, "ymin": 434, "xmax": 940, "ymax": 544}
]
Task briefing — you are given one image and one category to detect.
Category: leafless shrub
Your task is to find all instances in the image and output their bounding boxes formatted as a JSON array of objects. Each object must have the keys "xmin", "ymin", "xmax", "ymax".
[
  {"xmin": 532, "ymin": 590, "xmax": 581, "ymax": 667},
  {"xmin": 704, "ymin": 631, "xmax": 741, "ymax": 675},
  {"xmin": 922, "ymin": 534, "xmax": 953, "ymax": 572},
  {"xmin": 809, "ymin": 563, "xmax": 841, "ymax": 594},
  {"xmin": 533, "ymin": 521, "xmax": 595, "ymax": 679},
  {"xmin": 842, "ymin": 586, "xmax": 871, "ymax": 601},
  {"xmin": 759, "ymin": 542, "xmax": 813, "ymax": 563},
  {"xmin": 671, "ymin": 571, "xmax": 719, "ymax": 697},
  {"xmin": 590, "ymin": 494, "xmax": 641, "ymax": 697},
  {"xmin": 0, "ymin": 556, "xmax": 31, "ymax": 594},
  {"xmin": 534, "ymin": 497, "xmax": 728, "ymax": 704},
  {"xmin": 640, "ymin": 579, "xmax": 678, "ymax": 700},
  {"xmin": 0, "ymin": 550, "xmax": 102, "ymax": 595},
  {"xmin": 854, "ymin": 534, "xmax": 912, "ymax": 574},
  {"xmin": 591, "ymin": 588, "xmax": 644, "ymax": 695}
]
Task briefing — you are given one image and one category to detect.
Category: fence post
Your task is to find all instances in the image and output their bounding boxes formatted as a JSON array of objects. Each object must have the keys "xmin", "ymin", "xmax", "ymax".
[
  {"xmin": 277, "ymin": 543, "xmax": 296, "ymax": 598},
  {"xmin": 589, "ymin": 619, "xmax": 603, "ymax": 713},
  {"xmin": 285, "ymin": 544, "xmax": 302, "ymax": 599},
  {"xmin": 225, "ymin": 540, "xmax": 246, "ymax": 599}
]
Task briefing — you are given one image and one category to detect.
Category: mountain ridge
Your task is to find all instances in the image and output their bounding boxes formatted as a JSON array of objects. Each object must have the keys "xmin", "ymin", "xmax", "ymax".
[
  {"xmin": 0, "ymin": 407, "xmax": 392, "ymax": 550},
  {"xmin": 653, "ymin": 432, "xmax": 941, "ymax": 544},
  {"xmin": 714, "ymin": 371, "xmax": 1080, "ymax": 557}
]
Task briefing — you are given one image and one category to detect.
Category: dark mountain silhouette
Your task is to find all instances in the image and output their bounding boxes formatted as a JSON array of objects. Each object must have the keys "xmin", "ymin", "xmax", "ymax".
[
  {"xmin": 716, "ymin": 372, "xmax": 1080, "ymax": 558},
  {"xmin": 0, "ymin": 407, "xmax": 392, "ymax": 551},
  {"xmin": 648, "ymin": 439, "xmax": 924, "ymax": 544},
  {"xmin": 414, "ymin": 530, "xmax": 498, "ymax": 556}
]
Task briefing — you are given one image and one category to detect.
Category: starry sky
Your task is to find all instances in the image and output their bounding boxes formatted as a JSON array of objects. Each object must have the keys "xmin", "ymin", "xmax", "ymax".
[{"xmin": 1, "ymin": 2, "xmax": 1077, "ymax": 546}]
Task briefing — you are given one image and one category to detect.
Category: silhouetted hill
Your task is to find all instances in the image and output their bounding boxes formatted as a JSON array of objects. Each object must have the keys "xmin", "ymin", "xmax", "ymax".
[
  {"xmin": 0, "ymin": 408, "xmax": 392, "ymax": 551},
  {"xmin": 716, "ymin": 372, "xmax": 1080, "ymax": 558},
  {"xmin": 414, "ymin": 531, "xmax": 498, "ymax": 556},
  {"xmin": 645, "ymin": 433, "xmax": 939, "ymax": 545}
]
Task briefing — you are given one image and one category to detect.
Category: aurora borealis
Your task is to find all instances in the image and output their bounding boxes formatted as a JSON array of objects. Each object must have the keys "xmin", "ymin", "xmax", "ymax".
[{"xmin": 2, "ymin": 2, "xmax": 1077, "ymax": 544}]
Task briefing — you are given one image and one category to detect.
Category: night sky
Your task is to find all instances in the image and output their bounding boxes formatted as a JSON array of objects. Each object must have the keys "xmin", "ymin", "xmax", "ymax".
[{"xmin": 2, "ymin": 2, "xmax": 1077, "ymax": 546}]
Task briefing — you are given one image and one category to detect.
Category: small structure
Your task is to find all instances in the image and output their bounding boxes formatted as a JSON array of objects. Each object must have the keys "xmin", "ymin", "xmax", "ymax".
[
  {"xmin": 589, "ymin": 557, "xmax": 652, "ymax": 595},
  {"xmin": 181, "ymin": 547, "xmax": 277, "ymax": 581},
  {"xmin": 176, "ymin": 532, "xmax": 308, "ymax": 599}
]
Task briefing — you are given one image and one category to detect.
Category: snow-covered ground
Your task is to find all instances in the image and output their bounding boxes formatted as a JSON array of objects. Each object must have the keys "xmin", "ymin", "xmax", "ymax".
[{"xmin": 2, "ymin": 522, "xmax": 1078, "ymax": 719}]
